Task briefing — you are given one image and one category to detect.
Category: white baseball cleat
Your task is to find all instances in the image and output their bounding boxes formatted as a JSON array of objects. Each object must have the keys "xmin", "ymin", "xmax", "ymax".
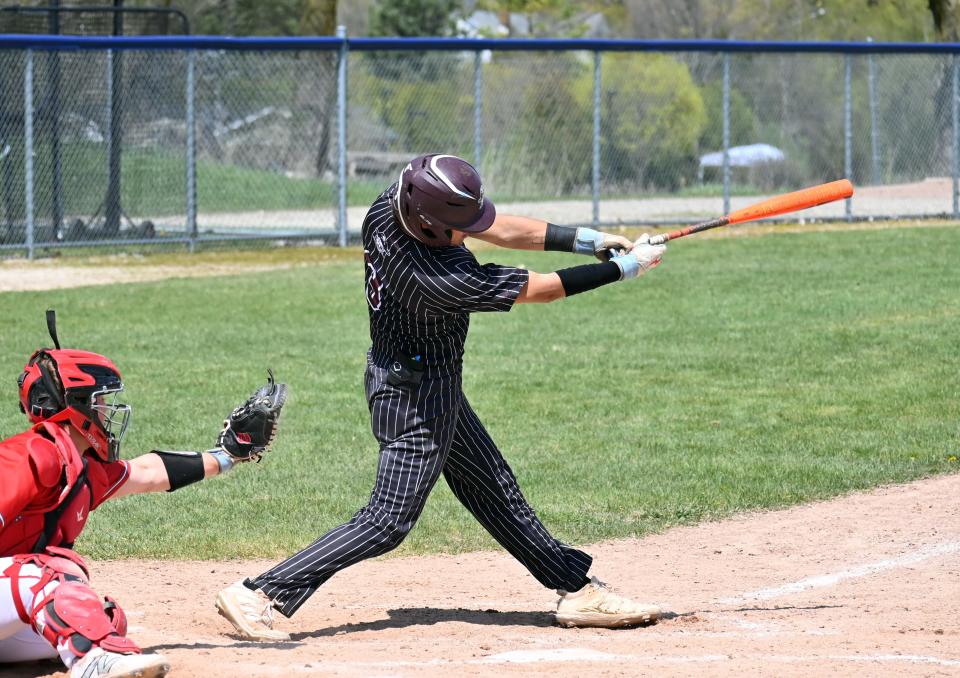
[
  {"xmin": 215, "ymin": 579, "xmax": 291, "ymax": 641},
  {"xmin": 555, "ymin": 576, "xmax": 660, "ymax": 628},
  {"xmin": 70, "ymin": 648, "xmax": 170, "ymax": 678}
]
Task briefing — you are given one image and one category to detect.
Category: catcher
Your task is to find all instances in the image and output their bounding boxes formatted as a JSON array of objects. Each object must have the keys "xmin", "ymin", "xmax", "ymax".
[{"xmin": 0, "ymin": 312, "xmax": 286, "ymax": 678}]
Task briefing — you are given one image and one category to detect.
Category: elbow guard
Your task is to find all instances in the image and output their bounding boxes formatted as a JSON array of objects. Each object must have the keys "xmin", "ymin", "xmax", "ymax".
[{"xmin": 152, "ymin": 450, "xmax": 205, "ymax": 492}]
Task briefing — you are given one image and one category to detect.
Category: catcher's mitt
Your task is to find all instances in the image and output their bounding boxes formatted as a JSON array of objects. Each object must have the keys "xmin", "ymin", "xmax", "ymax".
[{"xmin": 217, "ymin": 369, "xmax": 287, "ymax": 462}]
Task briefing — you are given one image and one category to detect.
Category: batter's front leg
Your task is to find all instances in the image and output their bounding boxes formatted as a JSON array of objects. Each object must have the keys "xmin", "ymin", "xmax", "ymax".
[
  {"xmin": 248, "ymin": 422, "xmax": 456, "ymax": 617},
  {"xmin": 239, "ymin": 373, "xmax": 461, "ymax": 620}
]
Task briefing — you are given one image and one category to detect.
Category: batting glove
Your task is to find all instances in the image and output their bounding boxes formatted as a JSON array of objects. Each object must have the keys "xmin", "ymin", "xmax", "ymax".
[
  {"xmin": 574, "ymin": 227, "xmax": 634, "ymax": 261},
  {"xmin": 611, "ymin": 234, "xmax": 666, "ymax": 280}
]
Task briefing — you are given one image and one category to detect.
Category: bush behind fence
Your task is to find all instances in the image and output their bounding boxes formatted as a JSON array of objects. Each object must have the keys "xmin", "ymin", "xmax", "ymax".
[{"xmin": 1, "ymin": 36, "xmax": 957, "ymax": 257}]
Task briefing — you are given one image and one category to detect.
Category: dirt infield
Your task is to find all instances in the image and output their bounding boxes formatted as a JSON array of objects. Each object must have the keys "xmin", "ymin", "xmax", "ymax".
[{"xmin": 6, "ymin": 473, "xmax": 958, "ymax": 678}]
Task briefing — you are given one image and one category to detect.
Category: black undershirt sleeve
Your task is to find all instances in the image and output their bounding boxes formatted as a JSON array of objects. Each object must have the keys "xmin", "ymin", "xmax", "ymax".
[{"xmin": 555, "ymin": 261, "xmax": 621, "ymax": 297}]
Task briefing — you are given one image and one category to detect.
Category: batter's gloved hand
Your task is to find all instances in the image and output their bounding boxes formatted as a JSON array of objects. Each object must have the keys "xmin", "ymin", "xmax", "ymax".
[
  {"xmin": 611, "ymin": 234, "xmax": 666, "ymax": 280},
  {"xmin": 574, "ymin": 227, "xmax": 634, "ymax": 261},
  {"xmin": 216, "ymin": 370, "xmax": 287, "ymax": 462}
]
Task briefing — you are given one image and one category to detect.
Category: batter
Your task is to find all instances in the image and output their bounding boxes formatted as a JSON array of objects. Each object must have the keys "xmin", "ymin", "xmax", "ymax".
[{"xmin": 217, "ymin": 154, "xmax": 667, "ymax": 639}]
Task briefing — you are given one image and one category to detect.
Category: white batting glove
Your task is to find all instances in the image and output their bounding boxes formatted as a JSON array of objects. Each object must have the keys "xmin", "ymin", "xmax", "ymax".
[
  {"xmin": 611, "ymin": 234, "xmax": 666, "ymax": 280},
  {"xmin": 574, "ymin": 228, "xmax": 634, "ymax": 261}
]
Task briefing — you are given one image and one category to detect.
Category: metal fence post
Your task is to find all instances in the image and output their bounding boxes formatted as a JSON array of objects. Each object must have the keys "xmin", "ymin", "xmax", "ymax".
[
  {"xmin": 186, "ymin": 49, "xmax": 197, "ymax": 252},
  {"xmin": 106, "ymin": 45, "xmax": 123, "ymax": 236},
  {"xmin": 46, "ymin": 49, "xmax": 63, "ymax": 240},
  {"xmin": 722, "ymin": 52, "xmax": 730, "ymax": 216},
  {"xmin": 474, "ymin": 51, "xmax": 482, "ymax": 168},
  {"xmin": 592, "ymin": 50, "xmax": 601, "ymax": 228},
  {"xmin": 24, "ymin": 49, "xmax": 34, "ymax": 260},
  {"xmin": 953, "ymin": 53, "xmax": 959, "ymax": 218},
  {"xmin": 336, "ymin": 25, "xmax": 348, "ymax": 247},
  {"xmin": 867, "ymin": 43, "xmax": 880, "ymax": 185},
  {"xmin": 844, "ymin": 54, "xmax": 853, "ymax": 220}
]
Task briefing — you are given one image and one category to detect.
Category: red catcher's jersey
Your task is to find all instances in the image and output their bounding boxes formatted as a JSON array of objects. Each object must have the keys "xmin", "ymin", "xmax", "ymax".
[{"xmin": 0, "ymin": 421, "xmax": 130, "ymax": 556}]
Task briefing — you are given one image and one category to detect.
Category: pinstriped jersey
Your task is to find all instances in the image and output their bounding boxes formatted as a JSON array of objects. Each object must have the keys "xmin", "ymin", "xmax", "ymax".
[{"xmin": 362, "ymin": 189, "xmax": 529, "ymax": 368}]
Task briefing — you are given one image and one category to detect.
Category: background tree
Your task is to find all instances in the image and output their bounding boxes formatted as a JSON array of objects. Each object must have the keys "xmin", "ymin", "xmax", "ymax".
[
  {"xmin": 370, "ymin": 0, "xmax": 460, "ymax": 37},
  {"xmin": 929, "ymin": 0, "xmax": 960, "ymax": 39},
  {"xmin": 576, "ymin": 53, "xmax": 707, "ymax": 190},
  {"xmin": 624, "ymin": 0, "xmax": 736, "ymax": 39},
  {"xmin": 292, "ymin": 0, "xmax": 338, "ymax": 175},
  {"xmin": 363, "ymin": 0, "xmax": 467, "ymax": 156}
]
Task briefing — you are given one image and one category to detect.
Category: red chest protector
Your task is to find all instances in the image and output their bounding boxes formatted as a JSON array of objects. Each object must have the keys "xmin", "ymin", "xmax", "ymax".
[{"xmin": 0, "ymin": 423, "xmax": 91, "ymax": 555}]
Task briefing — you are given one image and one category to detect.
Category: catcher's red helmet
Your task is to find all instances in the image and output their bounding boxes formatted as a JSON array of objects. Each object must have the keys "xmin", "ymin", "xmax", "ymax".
[
  {"xmin": 18, "ymin": 348, "xmax": 131, "ymax": 462},
  {"xmin": 392, "ymin": 154, "xmax": 496, "ymax": 247}
]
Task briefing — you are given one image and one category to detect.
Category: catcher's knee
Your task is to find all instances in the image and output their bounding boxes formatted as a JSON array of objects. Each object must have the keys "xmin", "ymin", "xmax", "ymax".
[{"xmin": 8, "ymin": 546, "xmax": 92, "ymax": 586}]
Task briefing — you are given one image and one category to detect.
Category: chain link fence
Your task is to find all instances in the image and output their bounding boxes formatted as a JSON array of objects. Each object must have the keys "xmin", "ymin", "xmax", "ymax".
[{"xmin": 2, "ymin": 35, "xmax": 958, "ymax": 258}]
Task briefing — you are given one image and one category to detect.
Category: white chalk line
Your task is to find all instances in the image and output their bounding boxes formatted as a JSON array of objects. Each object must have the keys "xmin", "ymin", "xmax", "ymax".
[
  {"xmin": 297, "ymin": 648, "xmax": 960, "ymax": 669},
  {"xmin": 716, "ymin": 540, "xmax": 960, "ymax": 605},
  {"xmin": 475, "ymin": 649, "xmax": 960, "ymax": 667},
  {"xmin": 477, "ymin": 648, "xmax": 720, "ymax": 664}
]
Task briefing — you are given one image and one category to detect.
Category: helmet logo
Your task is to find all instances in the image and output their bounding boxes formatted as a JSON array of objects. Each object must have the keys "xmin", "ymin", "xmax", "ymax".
[{"xmin": 430, "ymin": 155, "xmax": 475, "ymax": 201}]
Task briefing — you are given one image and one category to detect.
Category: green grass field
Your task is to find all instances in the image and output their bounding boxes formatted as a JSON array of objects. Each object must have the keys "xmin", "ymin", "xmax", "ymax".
[{"xmin": 0, "ymin": 223, "xmax": 957, "ymax": 560}]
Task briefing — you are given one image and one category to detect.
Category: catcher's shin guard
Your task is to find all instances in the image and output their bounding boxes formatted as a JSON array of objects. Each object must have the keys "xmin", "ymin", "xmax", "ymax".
[
  {"xmin": 4, "ymin": 548, "xmax": 140, "ymax": 660},
  {"xmin": 33, "ymin": 582, "xmax": 140, "ymax": 658}
]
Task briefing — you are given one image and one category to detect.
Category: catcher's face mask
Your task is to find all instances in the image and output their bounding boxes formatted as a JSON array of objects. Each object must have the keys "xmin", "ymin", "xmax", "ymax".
[{"xmin": 90, "ymin": 385, "xmax": 131, "ymax": 462}]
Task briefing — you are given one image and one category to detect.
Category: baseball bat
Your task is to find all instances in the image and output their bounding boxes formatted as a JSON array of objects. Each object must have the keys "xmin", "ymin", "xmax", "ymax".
[{"xmin": 603, "ymin": 179, "xmax": 854, "ymax": 258}]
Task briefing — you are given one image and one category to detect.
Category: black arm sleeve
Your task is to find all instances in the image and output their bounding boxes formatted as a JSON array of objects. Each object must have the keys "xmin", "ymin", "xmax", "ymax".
[{"xmin": 555, "ymin": 261, "xmax": 622, "ymax": 297}]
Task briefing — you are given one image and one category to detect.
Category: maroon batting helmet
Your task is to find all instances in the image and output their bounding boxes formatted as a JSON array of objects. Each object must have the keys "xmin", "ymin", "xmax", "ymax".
[{"xmin": 392, "ymin": 154, "xmax": 496, "ymax": 247}]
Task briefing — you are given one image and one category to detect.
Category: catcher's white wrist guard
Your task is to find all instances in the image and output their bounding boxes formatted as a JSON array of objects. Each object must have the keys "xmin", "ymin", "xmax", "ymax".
[{"xmin": 208, "ymin": 448, "xmax": 235, "ymax": 474}]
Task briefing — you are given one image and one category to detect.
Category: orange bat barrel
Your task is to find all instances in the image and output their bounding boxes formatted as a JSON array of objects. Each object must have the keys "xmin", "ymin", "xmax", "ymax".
[
  {"xmin": 726, "ymin": 179, "xmax": 854, "ymax": 225},
  {"xmin": 646, "ymin": 179, "xmax": 854, "ymax": 246}
]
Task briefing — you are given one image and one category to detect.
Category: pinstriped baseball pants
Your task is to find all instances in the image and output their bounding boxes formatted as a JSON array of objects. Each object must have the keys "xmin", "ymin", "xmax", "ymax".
[{"xmin": 248, "ymin": 362, "xmax": 592, "ymax": 617}]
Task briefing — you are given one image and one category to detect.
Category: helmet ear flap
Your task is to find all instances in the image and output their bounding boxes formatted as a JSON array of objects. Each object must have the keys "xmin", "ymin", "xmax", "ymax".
[
  {"xmin": 29, "ymin": 384, "xmax": 63, "ymax": 420},
  {"xmin": 20, "ymin": 354, "xmax": 67, "ymax": 422},
  {"xmin": 35, "ymin": 358, "xmax": 66, "ymax": 413}
]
